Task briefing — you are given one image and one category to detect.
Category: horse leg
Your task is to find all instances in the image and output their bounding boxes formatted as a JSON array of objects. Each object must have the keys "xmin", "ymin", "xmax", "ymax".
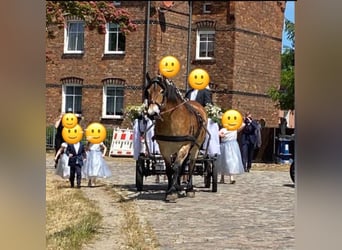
[
  {"xmin": 165, "ymin": 146, "xmax": 191, "ymax": 201},
  {"xmin": 185, "ymin": 159, "xmax": 196, "ymax": 198},
  {"xmin": 165, "ymin": 161, "xmax": 183, "ymax": 202}
]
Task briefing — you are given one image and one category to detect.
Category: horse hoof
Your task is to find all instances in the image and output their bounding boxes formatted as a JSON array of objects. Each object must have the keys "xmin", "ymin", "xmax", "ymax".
[
  {"xmin": 165, "ymin": 193, "xmax": 178, "ymax": 202},
  {"xmin": 186, "ymin": 191, "xmax": 195, "ymax": 198}
]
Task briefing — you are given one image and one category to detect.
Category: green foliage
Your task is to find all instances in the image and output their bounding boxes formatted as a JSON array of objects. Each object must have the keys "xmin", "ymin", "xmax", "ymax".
[{"xmin": 268, "ymin": 18, "xmax": 295, "ymax": 111}]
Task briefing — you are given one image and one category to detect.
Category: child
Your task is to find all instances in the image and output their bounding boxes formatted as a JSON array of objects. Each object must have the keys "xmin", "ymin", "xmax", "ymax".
[
  {"xmin": 54, "ymin": 142, "xmax": 70, "ymax": 179},
  {"xmin": 216, "ymin": 123, "xmax": 245, "ymax": 184},
  {"xmin": 83, "ymin": 141, "xmax": 112, "ymax": 187},
  {"xmin": 66, "ymin": 141, "xmax": 87, "ymax": 188}
]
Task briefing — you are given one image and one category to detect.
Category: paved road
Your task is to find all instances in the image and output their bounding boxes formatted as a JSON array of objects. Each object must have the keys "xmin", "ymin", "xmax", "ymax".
[
  {"xmin": 47, "ymin": 154, "xmax": 295, "ymax": 249},
  {"xmin": 107, "ymin": 156, "xmax": 295, "ymax": 250}
]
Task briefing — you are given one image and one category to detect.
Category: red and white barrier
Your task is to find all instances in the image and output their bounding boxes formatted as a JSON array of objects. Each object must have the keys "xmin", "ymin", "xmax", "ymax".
[{"xmin": 109, "ymin": 128, "xmax": 134, "ymax": 156}]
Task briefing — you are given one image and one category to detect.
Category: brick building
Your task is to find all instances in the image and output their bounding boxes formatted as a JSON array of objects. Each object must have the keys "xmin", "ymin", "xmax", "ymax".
[{"xmin": 46, "ymin": 1, "xmax": 286, "ymax": 129}]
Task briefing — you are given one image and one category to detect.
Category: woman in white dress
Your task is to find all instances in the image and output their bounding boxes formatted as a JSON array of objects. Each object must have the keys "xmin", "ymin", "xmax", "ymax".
[
  {"xmin": 83, "ymin": 142, "xmax": 112, "ymax": 187},
  {"xmin": 55, "ymin": 142, "xmax": 70, "ymax": 179},
  {"xmin": 216, "ymin": 123, "xmax": 245, "ymax": 184}
]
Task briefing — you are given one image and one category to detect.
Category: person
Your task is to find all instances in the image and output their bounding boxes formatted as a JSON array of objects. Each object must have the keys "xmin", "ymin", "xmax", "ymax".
[
  {"xmin": 184, "ymin": 85, "xmax": 213, "ymax": 107},
  {"xmin": 83, "ymin": 141, "xmax": 112, "ymax": 187},
  {"xmin": 66, "ymin": 140, "xmax": 86, "ymax": 188},
  {"xmin": 54, "ymin": 142, "xmax": 70, "ymax": 179},
  {"xmin": 183, "ymin": 85, "xmax": 215, "ymax": 184},
  {"xmin": 240, "ymin": 111, "xmax": 260, "ymax": 172},
  {"xmin": 54, "ymin": 108, "xmax": 73, "ymax": 168},
  {"xmin": 216, "ymin": 123, "xmax": 245, "ymax": 184}
]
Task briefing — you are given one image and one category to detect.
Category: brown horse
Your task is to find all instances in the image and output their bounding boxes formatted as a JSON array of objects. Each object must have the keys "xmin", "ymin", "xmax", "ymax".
[{"xmin": 144, "ymin": 73, "xmax": 208, "ymax": 202}]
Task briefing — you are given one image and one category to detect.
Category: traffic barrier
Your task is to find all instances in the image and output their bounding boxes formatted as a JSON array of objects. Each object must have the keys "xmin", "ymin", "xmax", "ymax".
[{"xmin": 109, "ymin": 128, "xmax": 134, "ymax": 156}]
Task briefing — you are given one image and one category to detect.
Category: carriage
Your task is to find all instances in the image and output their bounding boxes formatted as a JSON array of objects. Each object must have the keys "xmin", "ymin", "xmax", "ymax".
[
  {"xmin": 132, "ymin": 72, "xmax": 220, "ymax": 202},
  {"xmin": 134, "ymin": 118, "xmax": 218, "ymax": 193}
]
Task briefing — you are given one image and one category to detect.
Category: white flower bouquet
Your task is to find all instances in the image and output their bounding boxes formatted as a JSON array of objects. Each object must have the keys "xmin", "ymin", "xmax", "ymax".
[
  {"xmin": 205, "ymin": 103, "xmax": 223, "ymax": 124},
  {"xmin": 125, "ymin": 104, "xmax": 146, "ymax": 121}
]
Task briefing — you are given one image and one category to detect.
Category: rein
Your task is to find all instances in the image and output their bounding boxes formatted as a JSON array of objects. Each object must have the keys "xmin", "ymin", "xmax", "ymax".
[{"xmin": 160, "ymin": 99, "xmax": 188, "ymax": 115}]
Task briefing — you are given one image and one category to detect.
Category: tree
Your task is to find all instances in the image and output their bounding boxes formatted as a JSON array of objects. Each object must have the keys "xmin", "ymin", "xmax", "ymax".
[
  {"xmin": 268, "ymin": 19, "xmax": 295, "ymax": 111},
  {"xmin": 46, "ymin": 1, "xmax": 137, "ymax": 37}
]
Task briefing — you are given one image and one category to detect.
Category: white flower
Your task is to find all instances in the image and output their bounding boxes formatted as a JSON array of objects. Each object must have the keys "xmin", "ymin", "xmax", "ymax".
[
  {"xmin": 205, "ymin": 103, "xmax": 223, "ymax": 124},
  {"xmin": 125, "ymin": 104, "xmax": 146, "ymax": 121}
]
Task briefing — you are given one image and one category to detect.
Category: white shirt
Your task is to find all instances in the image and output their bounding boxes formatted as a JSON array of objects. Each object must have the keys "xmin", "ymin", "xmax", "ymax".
[
  {"xmin": 73, "ymin": 142, "xmax": 80, "ymax": 153},
  {"xmin": 190, "ymin": 89, "xmax": 198, "ymax": 101}
]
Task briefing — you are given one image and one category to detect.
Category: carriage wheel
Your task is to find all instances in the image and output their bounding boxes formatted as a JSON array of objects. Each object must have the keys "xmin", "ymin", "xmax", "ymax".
[
  {"xmin": 290, "ymin": 161, "xmax": 295, "ymax": 183},
  {"xmin": 211, "ymin": 161, "xmax": 218, "ymax": 192},
  {"xmin": 204, "ymin": 161, "xmax": 211, "ymax": 188},
  {"xmin": 136, "ymin": 157, "xmax": 144, "ymax": 191}
]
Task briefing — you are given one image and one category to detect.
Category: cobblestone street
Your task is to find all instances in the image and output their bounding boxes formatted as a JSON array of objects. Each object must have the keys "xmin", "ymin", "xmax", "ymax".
[{"xmin": 47, "ymin": 154, "xmax": 295, "ymax": 249}]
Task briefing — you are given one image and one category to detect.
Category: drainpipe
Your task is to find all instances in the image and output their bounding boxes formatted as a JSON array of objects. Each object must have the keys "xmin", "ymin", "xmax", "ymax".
[
  {"xmin": 143, "ymin": 1, "xmax": 151, "ymax": 101},
  {"xmin": 185, "ymin": 1, "xmax": 192, "ymax": 91}
]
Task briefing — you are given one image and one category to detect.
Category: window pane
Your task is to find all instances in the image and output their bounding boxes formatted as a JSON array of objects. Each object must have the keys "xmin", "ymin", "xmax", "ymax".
[
  {"xmin": 67, "ymin": 22, "xmax": 84, "ymax": 51},
  {"xmin": 208, "ymin": 34, "xmax": 215, "ymax": 41},
  {"xmin": 106, "ymin": 97, "xmax": 115, "ymax": 115},
  {"xmin": 116, "ymin": 87, "xmax": 124, "ymax": 96},
  {"xmin": 115, "ymin": 96, "xmax": 124, "ymax": 115},
  {"xmin": 74, "ymin": 86, "xmax": 82, "ymax": 95},
  {"xmin": 107, "ymin": 86, "xmax": 115, "ymax": 96},
  {"xmin": 118, "ymin": 34, "xmax": 126, "ymax": 51},
  {"xmin": 65, "ymin": 96, "xmax": 73, "ymax": 111},
  {"xmin": 105, "ymin": 85, "xmax": 124, "ymax": 116},
  {"xmin": 200, "ymin": 34, "xmax": 207, "ymax": 42},
  {"xmin": 74, "ymin": 96, "xmax": 82, "ymax": 113},
  {"xmin": 76, "ymin": 35, "xmax": 84, "ymax": 51},
  {"xmin": 109, "ymin": 33, "xmax": 117, "ymax": 51}
]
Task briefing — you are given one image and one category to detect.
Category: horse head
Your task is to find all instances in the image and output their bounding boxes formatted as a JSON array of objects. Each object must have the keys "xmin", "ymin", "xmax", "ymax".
[{"xmin": 145, "ymin": 72, "xmax": 169, "ymax": 116}]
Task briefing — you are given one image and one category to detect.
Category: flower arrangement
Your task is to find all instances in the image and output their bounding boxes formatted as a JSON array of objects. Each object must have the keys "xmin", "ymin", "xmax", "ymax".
[
  {"xmin": 205, "ymin": 103, "xmax": 223, "ymax": 124},
  {"xmin": 124, "ymin": 104, "xmax": 146, "ymax": 122}
]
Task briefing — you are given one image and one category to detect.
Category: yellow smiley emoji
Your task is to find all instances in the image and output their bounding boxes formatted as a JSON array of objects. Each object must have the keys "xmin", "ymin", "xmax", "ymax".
[
  {"xmin": 221, "ymin": 109, "xmax": 243, "ymax": 131},
  {"xmin": 188, "ymin": 68, "xmax": 210, "ymax": 90},
  {"xmin": 62, "ymin": 124, "xmax": 84, "ymax": 144},
  {"xmin": 62, "ymin": 113, "xmax": 78, "ymax": 128},
  {"xmin": 85, "ymin": 122, "xmax": 107, "ymax": 144},
  {"xmin": 158, "ymin": 56, "xmax": 180, "ymax": 78}
]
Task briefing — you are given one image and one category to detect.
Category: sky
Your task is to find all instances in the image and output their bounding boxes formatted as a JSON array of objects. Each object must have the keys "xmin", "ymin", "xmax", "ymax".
[{"xmin": 282, "ymin": 1, "xmax": 295, "ymax": 50}]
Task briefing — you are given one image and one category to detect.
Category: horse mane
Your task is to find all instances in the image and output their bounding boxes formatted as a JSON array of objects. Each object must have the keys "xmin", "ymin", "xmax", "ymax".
[{"xmin": 148, "ymin": 75, "xmax": 184, "ymax": 103}]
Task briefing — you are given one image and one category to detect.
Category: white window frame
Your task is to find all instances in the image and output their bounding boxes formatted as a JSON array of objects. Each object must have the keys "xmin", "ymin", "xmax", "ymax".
[
  {"xmin": 62, "ymin": 84, "xmax": 83, "ymax": 115},
  {"xmin": 203, "ymin": 2, "xmax": 212, "ymax": 14},
  {"xmin": 104, "ymin": 23, "xmax": 125, "ymax": 55},
  {"xmin": 196, "ymin": 29, "xmax": 215, "ymax": 60},
  {"xmin": 64, "ymin": 20, "xmax": 85, "ymax": 54},
  {"xmin": 102, "ymin": 85, "xmax": 124, "ymax": 119}
]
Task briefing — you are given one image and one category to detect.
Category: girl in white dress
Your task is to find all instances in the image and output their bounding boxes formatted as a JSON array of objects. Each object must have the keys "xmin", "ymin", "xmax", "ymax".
[
  {"xmin": 83, "ymin": 142, "xmax": 112, "ymax": 187},
  {"xmin": 216, "ymin": 123, "xmax": 245, "ymax": 184},
  {"xmin": 55, "ymin": 142, "xmax": 70, "ymax": 179}
]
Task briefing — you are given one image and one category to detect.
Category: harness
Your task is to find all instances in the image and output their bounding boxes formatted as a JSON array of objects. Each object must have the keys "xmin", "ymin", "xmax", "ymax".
[{"xmin": 146, "ymin": 76, "xmax": 206, "ymax": 149}]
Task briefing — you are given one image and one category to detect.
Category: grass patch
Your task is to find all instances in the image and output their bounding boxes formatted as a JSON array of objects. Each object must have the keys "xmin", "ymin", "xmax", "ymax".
[
  {"xmin": 104, "ymin": 186, "xmax": 160, "ymax": 249},
  {"xmin": 46, "ymin": 172, "xmax": 102, "ymax": 250}
]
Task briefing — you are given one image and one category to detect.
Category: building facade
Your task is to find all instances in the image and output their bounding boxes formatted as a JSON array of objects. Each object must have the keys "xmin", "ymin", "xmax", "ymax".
[{"xmin": 46, "ymin": 1, "xmax": 286, "ymax": 129}]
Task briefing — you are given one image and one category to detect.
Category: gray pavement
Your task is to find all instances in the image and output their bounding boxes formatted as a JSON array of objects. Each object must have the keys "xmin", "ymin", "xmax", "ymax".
[
  {"xmin": 106, "ymin": 156, "xmax": 294, "ymax": 250},
  {"xmin": 47, "ymin": 154, "xmax": 295, "ymax": 250}
]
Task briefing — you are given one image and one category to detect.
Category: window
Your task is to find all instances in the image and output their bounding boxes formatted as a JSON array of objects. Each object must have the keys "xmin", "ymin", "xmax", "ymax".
[
  {"xmin": 203, "ymin": 2, "xmax": 212, "ymax": 13},
  {"xmin": 103, "ymin": 83, "xmax": 124, "ymax": 118},
  {"xmin": 62, "ymin": 85, "xmax": 83, "ymax": 114},
  {"xmin": 64, "ymin": 20, "xmax": 84, "ymax": 54},
  {"xmin": 104, "ymin": 23, "xmax": 126, "ymax": 54},
  {"xmin": 196, "ymin": 29, "xmax": 215, "ymax": 60}
]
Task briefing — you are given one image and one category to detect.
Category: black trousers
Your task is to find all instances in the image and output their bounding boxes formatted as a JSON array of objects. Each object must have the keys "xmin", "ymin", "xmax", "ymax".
[
  {"xmin": 241, "ymin": 143, "xmax": 255, "ymax": 171},
  {"xmin": 69, "ymin": 164, "xmax": 82, "ymax": 187}
]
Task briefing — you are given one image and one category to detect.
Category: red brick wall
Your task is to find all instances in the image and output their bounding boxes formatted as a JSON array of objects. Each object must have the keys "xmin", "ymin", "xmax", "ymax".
[{"xmin": 46, "ymin": 1, "xmax": 285, "ymax": 129}]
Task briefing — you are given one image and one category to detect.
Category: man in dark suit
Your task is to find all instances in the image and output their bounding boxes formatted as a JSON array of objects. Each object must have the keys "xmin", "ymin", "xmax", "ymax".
[
  {"xmin": 66, "ymin": 141, "xmax": 86, "ymax": 188},
  {"xmin": 240, "ymin": 112, "xmax": 259, "ymax": 172},
  {"xmin": 185, "ymin": 86, "xmax": 213, "ymax": 107}
]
